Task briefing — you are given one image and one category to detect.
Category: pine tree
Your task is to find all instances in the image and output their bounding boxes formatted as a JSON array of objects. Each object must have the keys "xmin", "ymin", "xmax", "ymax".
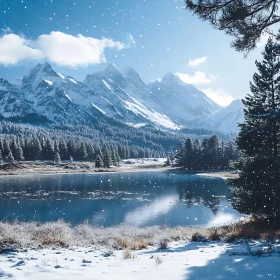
[
  {"xmin": 14, "ymin": 144, "xmax": 24, "ymax": 161},
  {"xmin": 186, "ymin": 1, "xmax": 280, "ymax": 54},
  {"xmin": 230, "ymin": 38, "xmax": 280, "ymax": 221},
  {"xmin": 5, "ymin": 151, "xmax": 14, "ymax": 163},
  {"xmin": 192, "ymin": 139, "xmax": 201, "ymax": 170},
  {"xmin": 175, "ymin": 136, "xmax": 238, "ymax": 172},
  {"xmin": 208, "ymin": 135, "xmax": 220, "ymax": 171},
  {"xmin": 59, "ymin": 140, "xmax": 69, "ymax": 161},
  {"xmin": 3, "ymin": 138, "xmax": 11, "ymax": 158},
  {"xmin": 184, "ymin": 138, "xmax": 193, "ymax": 170},
  {"xmin": 0, "ymin": 139, "xmax": 4, "ymax": 154},
  {"xmin": 87, "ymin": 144, "xmax": 95, "ymax": 162},
  {"xmin": 103, "ymin": 146, "xmax": 112, "ymax": 168},
  {"xmin": 31, "ymin": 138, "xmax": 42, "ymax": 160},
  {"xmin": 69, "ymin": 155, "xmax": 74, "ymax": 163},
  {"xmin": 54, "ymin": 152, "xmax": 61, "ymax": 164},
  {"xmin": 95, "ymin": 154, "xmax": 103, "ymax": 168},
  {"xmin": 10, "ymin": 137, "xmax": 17, "ymax": 157},
  {"xmin": 54, "ymin": 141, "xmax": 60, "ymax": 153},
  {"xmin": 238, "ymin": 38, "xmax": 280, "ymax": 158},
  {"xmin": 112, "ymin": 148, "xmax": 120, "ymax": 166},
  {"xmin": 175, "ymin": 142, "xmax": 186, "ymax": 167},
  {"xmin": 67, "ymin": 140, "xmax": 77, "ymax": 160},
  {"xmin": 169, "ymin": 152, "xmax": 175, "ymax": 165},
  {"xmin": 95, "ymin": 146, "xmax": 103, "ymax": 160},
  {"xmin": 43, "ymin": 138, "xmax": 55, "ymax": 160},
  {"xmin": 166, "ymin": 157, "xmax": 171, "ymax": 166},
  {"xmin": 0, "ymin": 150, "xmax": 3, "ymax": 164},
  {"xmin": 78, "ymin": 142, "xmax": 88, "ymax": 161}
]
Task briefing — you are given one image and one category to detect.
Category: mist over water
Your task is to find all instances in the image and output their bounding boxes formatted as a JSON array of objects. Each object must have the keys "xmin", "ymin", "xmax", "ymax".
[{"xmin": 0, "ymin": 172, "xmax": 240, "ymax": 227}]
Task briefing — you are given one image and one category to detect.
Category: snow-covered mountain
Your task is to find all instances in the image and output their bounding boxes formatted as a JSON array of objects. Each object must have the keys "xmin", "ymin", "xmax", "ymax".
[
  {"xmin": 0, "ymin": 62, "xmax": 244, "ymax": 134},
  {"xmin": 0, "ymin": 78, "xmax": 35, "ymax": 118},
  {"xmin": 148, "ymin": 72, "xmax": 221, "ymax": 125},
  {"xmin": 189, "ymin": 99, "xmax": 244, "ymax": 133},
  {"xmin": 84, "ymin": 64, "xmax": 178, "ymax": 129}
]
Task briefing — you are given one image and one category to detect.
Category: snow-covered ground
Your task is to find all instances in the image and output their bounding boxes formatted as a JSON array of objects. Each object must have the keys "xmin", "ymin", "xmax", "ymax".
[
  {"xmin": 1, "ymin": 241, "xmax": 279, "ymax": 279},
  {"xmin": 197, "ymin": 171, "xmax": 239, "ymax": 180},
  {"xmin": 120, "ymin": 158, "xmax": 167, "ymax": 169}
]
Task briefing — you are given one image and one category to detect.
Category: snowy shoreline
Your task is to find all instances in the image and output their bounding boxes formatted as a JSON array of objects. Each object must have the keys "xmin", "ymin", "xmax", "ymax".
[
  {"xmin": 1, "ymin": 240, "xmax": 279, "ymax": 279},
  {"xmin": 0, "ymin": 159, "xmax": 238, "ymax": 179},
  {"xmin": 0, "ymin": 158, "xmax": 174, "ymax": 176},
  {"xmin": 196, "ymin": 171, "xmax": 239, "ymax": 180},
  {"xmin": 1, "ymin": 220, "xmax": 279, "ymax": 279}
]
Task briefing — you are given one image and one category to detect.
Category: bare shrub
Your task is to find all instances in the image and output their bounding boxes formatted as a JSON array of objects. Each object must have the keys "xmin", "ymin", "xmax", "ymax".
[
  {"xmin": 154, "ymin": 255, "xmax": 164, "ymax": 266},
  {"xmin": 158, "ymin": 238, "xmax": 169, "ymax": 249},
  {"xmin": 34, "ymin": 220, "xmax": 72, "ymax": 246},
  {"xmin": 191, "ymin": 232, "xmax": 207, "ymax": 242},
  {"xmin": 130, "ymin": 239, "xmax": 149, "ymax": 250},
  {"xmin": 122, "ymin": 249, "xmax": 136, "ymax": 260},
  {"xmin": 207, "ymin": 229, "xmax": 221, "ymax": 241}
]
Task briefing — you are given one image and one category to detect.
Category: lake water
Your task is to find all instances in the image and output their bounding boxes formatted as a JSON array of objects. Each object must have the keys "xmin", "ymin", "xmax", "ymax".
[{"xmin": 0, "ymin": 172, "xmax": 240, "ymax": 227}]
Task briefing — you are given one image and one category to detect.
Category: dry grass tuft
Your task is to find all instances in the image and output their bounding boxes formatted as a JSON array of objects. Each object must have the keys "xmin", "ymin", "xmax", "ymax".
[
  {"xmin": 220, "ymin": 219, "xmax": 280, "ymax": 242},
  {"xmin": 207, "ymin": 228, "xmax": 221, "ymax": 241},
  {"xmin": 191, "ymin": 232, "xmax": 208, "ymax": 242},
  {"xmin": 122, "ymin": 249, "xmax": 136, "ymax": 260},
  {"xmin": 1, "ymin": 218, "xmax": 280, "ymax": 250},
  {"xmin": 130, "ymin": 239, "xmax": 149, "ymax": 250},
  {"xmin": 154, "ymin": 255, "xmax": 164, "ymax": 266},
  {"xmin": 158, "ymin": 238, "xmax": 169, "ymax": 249}
]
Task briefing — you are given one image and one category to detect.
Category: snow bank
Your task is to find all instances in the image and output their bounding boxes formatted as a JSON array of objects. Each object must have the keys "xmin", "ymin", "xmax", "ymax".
[{"xmin": 1, "ymin": 241, "xmax": 280, "ymax": 279}]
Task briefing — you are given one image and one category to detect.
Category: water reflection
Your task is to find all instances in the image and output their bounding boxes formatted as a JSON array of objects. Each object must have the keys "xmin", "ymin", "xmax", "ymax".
[
  {"xmin": 0, "ymin": 172, "xmax": 240, "ymax": 227},
  {"xmin": 124, "ymin": 195, "xmax": 178, "ymax": 226}
]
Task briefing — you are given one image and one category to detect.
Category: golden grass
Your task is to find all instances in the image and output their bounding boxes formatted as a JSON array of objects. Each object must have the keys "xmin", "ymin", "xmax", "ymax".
[
  {"xmin": 1, "ymin": 219, "xmax": 280, "ymax": 250},
  {"xmin": 122, "ymin": 249, "xmax": 136, "ymax": 260}
]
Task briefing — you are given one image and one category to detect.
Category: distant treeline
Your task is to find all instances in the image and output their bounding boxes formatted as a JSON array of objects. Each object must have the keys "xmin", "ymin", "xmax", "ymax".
[
  {"xmin": 0, "ymin": 121, "xmax": 238, "ymax": 169},
  {"xmin": 0, "ymin": 121, "xmax": 184, "ymax": 167},
  {"xmin": 173, "ymin": 135, "xmax": 239, "ymax": 171}
]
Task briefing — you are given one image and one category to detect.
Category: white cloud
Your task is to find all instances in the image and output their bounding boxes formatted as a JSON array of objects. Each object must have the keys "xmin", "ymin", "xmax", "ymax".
[
  {"xmin": 35, "ymin": 31, "xmax": 128, "ymax": 67},
  {"xmin": 0, "ymin": 34, "xmax": 43, "ymax": 65},
  {"xmin": 176, "ymin": 71, "xmax": 212, "ymax": 85},
  {"xmin": 200, "ymin": 88, "xmax": 235, "ymax": 107},
  {"xmin": 188, "ymin": 56, "xmax": 207, "ymax": 67},
  {"xmin": 0, "ymin": 31, "xmax": 134, "ymax": 67}
]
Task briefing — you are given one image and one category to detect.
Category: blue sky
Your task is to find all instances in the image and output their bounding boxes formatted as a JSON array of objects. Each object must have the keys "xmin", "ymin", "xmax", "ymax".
[{"xmin": 0, "ymin": 0, "xmax": 268, "ymax": 106}]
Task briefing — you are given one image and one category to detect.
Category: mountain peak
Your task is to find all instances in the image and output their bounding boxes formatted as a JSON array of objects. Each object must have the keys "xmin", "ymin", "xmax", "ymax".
[
  {"xmin": 104, "ymin": 63, "xmax": 121, "ymax": 74},
  {"xmin": 0, "ymin": 77, "xmax": 10, "ymax": 88},
  {"xmin": 124, "ymin": 67, "xmax": 145, "ymax": 86},
  {"xmin": 161, "ymin": 71, "xmax": 180, "ymax": 84},
  {"xmin": 32, "ymin": 62, "xmax": 54, "ymax": 74},
  {"xmin": 41, "ymin": 62, "xmax": 52, "ymax": 71},
  {"xmin": 103, "ymin": 63, "xmax": 126, "ymax": 84},
  {"xmin": 124, "ymin": 67, "xmax": 138, "ymax": 76},
  {"xmin": 226, "ymin": 99, "xmax": 243, "ymax": 110},
  {"xmin": 0, "ymin": 77, "xmax": 8, "ymax": 84},
  {"xmin": 23, "ymin": 62, "xmax": 59, "ymax": 84}
]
